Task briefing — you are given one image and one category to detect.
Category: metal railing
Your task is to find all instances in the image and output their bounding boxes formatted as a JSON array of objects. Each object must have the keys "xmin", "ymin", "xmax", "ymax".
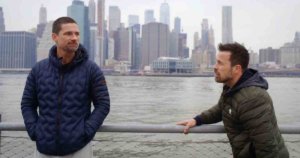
[
  {"xmin": 1, "ymin": 120, "xmax": 300, "ymax": 158},
  {"xmin": 1, "ymin": 122, "xmax": 300, "ymax": 134}
]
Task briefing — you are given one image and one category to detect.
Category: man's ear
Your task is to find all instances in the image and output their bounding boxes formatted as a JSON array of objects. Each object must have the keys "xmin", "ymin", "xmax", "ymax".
[
  {"xmin": 234, "ymin": 65, "xmax": 242, "ymax": 73},
  {"xmin": 52, "ymin": 33, "xmax": 58, "ymax": 42}
]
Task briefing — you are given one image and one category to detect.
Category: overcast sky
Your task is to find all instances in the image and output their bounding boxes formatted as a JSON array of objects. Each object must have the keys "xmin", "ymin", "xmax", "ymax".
[{"xmin": 1, "ymin": 0, "xmax": 300, "ymax": 53}]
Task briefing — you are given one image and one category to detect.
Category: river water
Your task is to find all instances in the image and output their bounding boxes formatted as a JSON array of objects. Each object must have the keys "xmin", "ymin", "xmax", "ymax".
[
  {"xmin": 1, "ymin": 74, "xmax": 300, "ymax": 157},
  {"xmin": 1, "ymin": 74, "xmax": 299, "ymax": 125}
]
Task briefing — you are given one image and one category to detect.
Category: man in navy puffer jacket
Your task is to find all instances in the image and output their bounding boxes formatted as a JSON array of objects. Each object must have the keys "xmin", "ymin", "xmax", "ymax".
[{"xmin": 21, "ymin": 17, "xmax": 110, "ymax": 157}]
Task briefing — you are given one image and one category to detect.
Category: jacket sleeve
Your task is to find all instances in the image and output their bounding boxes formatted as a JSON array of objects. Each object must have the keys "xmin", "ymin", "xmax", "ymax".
[
  {"xmin": 198, "ymin": 102, "xmax": 222, "ymax": 124},
  {"xmin": 196, "ymin": 95, "xmax": 223, "ymax": 125},
  {"xmin": 85, "ymin": 64, "xmax": 110, "ymax": 140},
  {"xmin": 21, "ymin": 68, "xmax": 39, "ymax": 141},
  {"xmin": 239, "ymin": 94, "xmax": 279, "ymax": 158}
]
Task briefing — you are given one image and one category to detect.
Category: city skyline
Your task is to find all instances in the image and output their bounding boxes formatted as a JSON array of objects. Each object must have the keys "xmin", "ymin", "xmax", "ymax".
[{"xmin": 0, "ymin": 0, "xmax": 300, "ymax": 53}]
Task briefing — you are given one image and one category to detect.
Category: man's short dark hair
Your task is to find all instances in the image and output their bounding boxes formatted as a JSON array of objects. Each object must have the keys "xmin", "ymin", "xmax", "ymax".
[
  {"xmin": 218, "ymin": 42, "xmax": 249, "ymax": 71},
  {"xmin": 52, "ymin": 17, "xmax": 77, "ymax": 34}
]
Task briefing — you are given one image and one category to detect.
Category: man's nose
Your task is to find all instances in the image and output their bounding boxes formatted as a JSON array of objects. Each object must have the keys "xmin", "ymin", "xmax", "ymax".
[{"xmin": 71, "ymin": 33, "xmax": 79, "ymax": 40}]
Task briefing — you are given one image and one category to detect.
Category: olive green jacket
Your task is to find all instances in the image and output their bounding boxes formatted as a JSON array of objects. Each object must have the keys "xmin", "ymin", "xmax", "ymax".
[{"xmin": 197, "ymin": 69, "xmax": 289, "ymax": 158}]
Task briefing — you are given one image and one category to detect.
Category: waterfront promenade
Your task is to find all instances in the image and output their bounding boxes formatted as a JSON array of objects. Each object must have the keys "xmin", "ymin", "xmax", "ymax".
[
  {"xmin": 1, "ymin": 124, "xmax": 300, "ymax": 158},
  {"xmin": 1, "ymin": 133, "xmax": 300, "ymax": 158}
]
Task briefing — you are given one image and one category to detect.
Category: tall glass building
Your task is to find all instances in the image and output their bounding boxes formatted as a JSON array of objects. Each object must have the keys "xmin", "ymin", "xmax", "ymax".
[{"xmin": 0, "ymin": 32, "xmax": 36, "ymax": 68}]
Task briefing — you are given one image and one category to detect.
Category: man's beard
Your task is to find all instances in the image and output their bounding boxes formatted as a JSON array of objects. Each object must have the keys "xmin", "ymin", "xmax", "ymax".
[
  {"xmin": 214, "ymin": 71, "xmax": 233, "ymax": 83},
  {"xmin": 64, "ymin": 43, "xmax": 79, "ymax": 53}
]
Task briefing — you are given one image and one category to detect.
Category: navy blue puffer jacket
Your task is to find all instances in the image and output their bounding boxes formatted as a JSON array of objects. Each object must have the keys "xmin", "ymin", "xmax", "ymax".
[{"xmin": 21, "ymin": 44, "xmax": 110, "ymax": 156}]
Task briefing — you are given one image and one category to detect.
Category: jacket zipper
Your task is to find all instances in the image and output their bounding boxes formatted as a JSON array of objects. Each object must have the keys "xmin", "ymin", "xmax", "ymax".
[{"xmin": 56, "ymin": 70, "xmax": 64, "ymax": 153}]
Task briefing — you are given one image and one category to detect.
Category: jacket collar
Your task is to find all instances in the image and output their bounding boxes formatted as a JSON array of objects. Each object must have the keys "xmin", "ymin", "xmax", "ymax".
[
  {"xmin": 223, "ymin": 68, "xmax": 269, "ymax": 96},
  {"xmin": 49, "ymin": 44, "xmax": 89, "ymax": 69}
]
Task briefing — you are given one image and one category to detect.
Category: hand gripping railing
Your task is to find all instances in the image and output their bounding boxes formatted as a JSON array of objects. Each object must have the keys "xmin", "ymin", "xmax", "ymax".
[{"xmin": 0, "ymin": 122, "xmax": 300, "ymax": 134}]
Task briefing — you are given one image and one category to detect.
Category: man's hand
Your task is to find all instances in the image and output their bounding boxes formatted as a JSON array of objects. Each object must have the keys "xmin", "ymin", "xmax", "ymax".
[{"xmin": 176, "ymin": 119, "xmax": 197, "ymax": 134}]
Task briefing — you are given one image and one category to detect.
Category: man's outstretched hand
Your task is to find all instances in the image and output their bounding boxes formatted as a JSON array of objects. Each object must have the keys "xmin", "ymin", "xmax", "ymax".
[{"xmin": 176, "ymin": 119, "xmax": 197, "ymax": 134}]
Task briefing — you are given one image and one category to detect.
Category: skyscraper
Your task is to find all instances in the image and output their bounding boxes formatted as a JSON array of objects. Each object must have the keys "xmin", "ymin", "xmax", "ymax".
[
  {"xmin": 209, "ymin": 26, "xmax": 215, "ymax": 46},
  {"xmin": 0, "ymin": 32, "xmax": 36, "ymax": 68},
  {"xmin": 88, "ymin": 0, "xmax": 96, "ymax": 23},
  {"xmin": 89, "ymin": 23, "xmax": 98, "ymax": 61},
  {"xmin": 222, "ymin": 6, "xmax": 233, "ymax": 44},
  {"xmin": 174, "ymin": 17, "xmax": 181, "ymax": 33},
  {"xmin": 0, "ymin": 7, "xmax": 5, "ymax": 32},
  {"xmin": 141, "ymin": 22, "xmax": 169, "ymax": 67},
  {"xmin": 208, "ymin": 26, "xmax": 216, "ymax": 65},
  {"xmin": 39, "ymin": 5, "xmax": 47, "ymax": 24},
  {"xmin": 97, "ymin": 0, "xmax": 105, "ymax": 66},
  {"xmin": 178, "ymin": 33, "xmax": 189, "ymax": 58},
  {"xmin": 113, "ymin": 26, "xmax": 130, "ymax": 61},
  {"xmin": 67, "ymin": 0, "xmax": 90, "ymax": 51},
  {"xmin": 193, "ymin": 32, "xmax": 199, "ymax": 49},
  {"xmin": 159, "ymin": 1, "xmax": 170, "ymax": 26},
  {"xmin": 109, "ymin": 6, "xmax": 121, "ymax": 32},
  {"xmin": 97, "ymin": 0, "xmax": 105, "ymax": 36},
  {"xmin": 169, "ymin": 31, "xmax": 179, "ymax": 57},
  {"xmin": 192, "ymin": 20, "xmax": 216, "ymax": 69},
  {"xmin": 88, "ymin": 0, "xmax": 97, "ymax": 62},
  {"xmin": 36, "ymin": 5, "xmax": 47, "ymax": 38},
  {"xmin": 130, "ymin": 26, "xmax": 141, "ymax": 69},
  {"xmin": 144, "ymin": 10, "xmax": 155, "ymax": 24},
  {"xmin": 128, "ymin": 15, "xmax": 139, "ymax": 27},
  {"xmin": 201, "ymin": 19, "xmax": 209, "ymax": 47}
]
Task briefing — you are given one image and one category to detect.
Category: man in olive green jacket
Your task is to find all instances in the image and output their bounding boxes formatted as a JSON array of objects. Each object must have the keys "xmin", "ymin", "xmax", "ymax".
[{"xmin": 177, "ymin": 43, "xmax": 289, "ymax": 158}]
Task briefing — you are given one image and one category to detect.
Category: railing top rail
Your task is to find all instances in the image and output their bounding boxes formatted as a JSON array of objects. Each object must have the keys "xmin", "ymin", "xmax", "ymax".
[{"xmin": 0, "ymin": 122, "xmax": 300, "ymax": 134}]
